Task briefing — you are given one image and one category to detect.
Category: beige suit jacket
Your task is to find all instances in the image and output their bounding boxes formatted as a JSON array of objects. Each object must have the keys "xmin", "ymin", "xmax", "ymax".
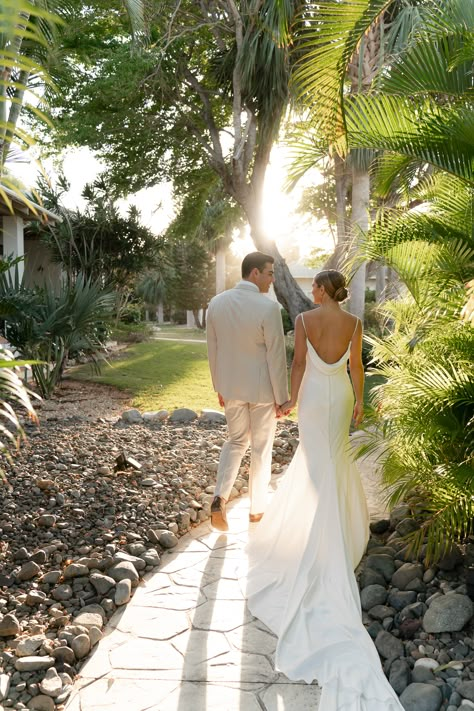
[{"xmin": 206, "ymin": 281, "xmax": 289, "ymax": 405}]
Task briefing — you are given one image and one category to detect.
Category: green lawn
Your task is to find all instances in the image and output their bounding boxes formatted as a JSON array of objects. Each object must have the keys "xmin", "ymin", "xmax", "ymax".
[
  {"xmin": 72, "ymin": 340, "xmax": 221, "ymax": 413},
  {"xmin": 71, "ymin": 339, "xmax": 384, "ymax": 416}
]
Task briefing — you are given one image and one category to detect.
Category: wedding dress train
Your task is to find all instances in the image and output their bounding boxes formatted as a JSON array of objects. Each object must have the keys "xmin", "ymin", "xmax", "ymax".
[{"xmin": 243, "ymin": 336, "xmax": 404, "ymax": 710}]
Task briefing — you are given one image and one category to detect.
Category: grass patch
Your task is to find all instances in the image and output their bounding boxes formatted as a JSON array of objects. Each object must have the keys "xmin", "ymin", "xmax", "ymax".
[
  {"xmin": 152, "ymin": 324, "xmax": 206, "ymax": 340},
  {"xmin": 72, "ymin": 340, "xmax": 220, "ymax": 413}
]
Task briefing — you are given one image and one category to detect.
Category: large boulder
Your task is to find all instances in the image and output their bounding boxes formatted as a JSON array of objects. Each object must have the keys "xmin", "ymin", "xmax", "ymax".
[{"xmin": 399, "ymin": 683, "xmax": 442, "ymax": 711}]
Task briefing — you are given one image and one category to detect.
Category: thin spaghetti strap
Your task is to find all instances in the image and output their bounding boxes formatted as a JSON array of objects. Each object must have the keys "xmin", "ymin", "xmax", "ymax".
[
  {"xmin": 351, "ymin": 317, "xmax": 360, "ymax": 341},
  {"xmin": 300, "ymin": 313, "xmax": 307, "ymax": 336}
]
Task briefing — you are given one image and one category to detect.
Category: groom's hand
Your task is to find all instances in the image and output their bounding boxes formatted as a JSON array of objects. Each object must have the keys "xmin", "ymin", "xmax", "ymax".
[{"xmin": 218, "ymin": 393, "xmax": 225, "ymax": 407}]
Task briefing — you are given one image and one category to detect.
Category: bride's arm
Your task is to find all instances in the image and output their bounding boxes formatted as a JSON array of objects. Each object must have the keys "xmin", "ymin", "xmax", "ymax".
[
  {"xmin": 282, "ymin": 315, "xmax": 307, "ymax": 412},
  {"xmin": 349, "ymin": 319, "xmax": 364, "ymax": 426}
]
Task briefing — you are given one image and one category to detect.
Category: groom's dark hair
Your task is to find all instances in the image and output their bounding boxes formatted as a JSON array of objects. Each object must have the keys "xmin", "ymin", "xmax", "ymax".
[{"xmin": 241, "ymin": 252, "xmax": 274, "ymax": 278}]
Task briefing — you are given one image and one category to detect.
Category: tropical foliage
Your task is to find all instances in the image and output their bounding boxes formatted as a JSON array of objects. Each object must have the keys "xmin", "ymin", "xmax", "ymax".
[
  {"xmin": 326, "ymin": 0, "xmax": 474, "ymax": 560},
  {"xmin": 0, "ymin": 268, "xmax": 114, "ymax": 398}
]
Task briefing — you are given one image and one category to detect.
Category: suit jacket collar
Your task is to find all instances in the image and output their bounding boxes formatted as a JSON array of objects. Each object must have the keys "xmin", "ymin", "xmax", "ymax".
[{"xmin": 235, "ymin": 280, "xmax": 260, "ymax": 293}]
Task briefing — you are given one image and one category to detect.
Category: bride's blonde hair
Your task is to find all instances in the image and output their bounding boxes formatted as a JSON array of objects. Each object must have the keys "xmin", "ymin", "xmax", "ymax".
[{"xmin": 314, "ymin": 270, "xmax": 348, "ymax": 302}]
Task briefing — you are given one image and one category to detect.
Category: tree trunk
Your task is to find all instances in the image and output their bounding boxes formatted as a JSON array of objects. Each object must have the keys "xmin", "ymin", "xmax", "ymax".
[
  {"xmin": 215, "ymin": 244, "xmax": 226, "ymax": 294},
  {"xmin": 156, "ymin": 301, "xmax": 164, "ymax": 324},
  {"xmin": 192, "ymin": 309, "xmax": 203, "ymax": 329},
  {"xmin": 348, "ymin": 167, "xmax": 369, "ymax": 321},
  {"xmin": 375, "ymin": 263, "xmax": 386, "ymax": 303},
  {"xmin": 2, "ymin": 70, "xmax": 28, "ymax": 165}
]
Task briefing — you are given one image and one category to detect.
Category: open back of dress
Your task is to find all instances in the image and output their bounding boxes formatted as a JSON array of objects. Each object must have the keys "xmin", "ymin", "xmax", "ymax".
[{"xmin": 243, "ymin": 332, "xmax": 404, "ymax": 710}]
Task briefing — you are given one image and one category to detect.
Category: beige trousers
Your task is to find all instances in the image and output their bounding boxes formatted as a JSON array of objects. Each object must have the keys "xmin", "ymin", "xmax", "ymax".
[{"xmin": 214, "ymin": 400, "xmax": 277, "ymax": 515}]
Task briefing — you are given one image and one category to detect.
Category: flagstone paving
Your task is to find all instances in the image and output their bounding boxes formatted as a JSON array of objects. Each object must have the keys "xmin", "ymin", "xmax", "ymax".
[{"xmin": 65, "ymin": 445, "xmax": 385, "ymax": 711}]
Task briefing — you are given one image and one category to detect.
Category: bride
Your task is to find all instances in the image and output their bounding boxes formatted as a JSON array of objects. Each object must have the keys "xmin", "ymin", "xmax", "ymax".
[{"xmin": 243, "ymin": 270, "xmax": 403, "ymax": 710}]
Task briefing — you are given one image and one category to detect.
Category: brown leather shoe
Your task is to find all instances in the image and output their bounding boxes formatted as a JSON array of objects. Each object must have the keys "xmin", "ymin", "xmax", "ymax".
[
  {"xmin": 211, "ymin": 496, "xmax": 229, "ymax": 531},
  {"xmin": 249, "ymin": 513, "xmax": 264, "ymax": 523}
]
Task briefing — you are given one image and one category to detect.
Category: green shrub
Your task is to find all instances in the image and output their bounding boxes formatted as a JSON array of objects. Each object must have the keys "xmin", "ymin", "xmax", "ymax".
[
  {"xmin": 281, "ymin": 308, "xmax": 293, "ymax": 334},
  {"xmin": 119, "ymin": 302, "xmax": 143, "ymax": 324}
]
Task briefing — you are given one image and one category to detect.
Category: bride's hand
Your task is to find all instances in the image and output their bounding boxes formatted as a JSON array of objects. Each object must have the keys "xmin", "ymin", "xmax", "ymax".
[
  {"xmin": 353, "ymin": 401, "xmax": 364, "ymax": 427},
  {"xmin": 280, "ymin": 400, "xmax": 295, "ymax": 416}
]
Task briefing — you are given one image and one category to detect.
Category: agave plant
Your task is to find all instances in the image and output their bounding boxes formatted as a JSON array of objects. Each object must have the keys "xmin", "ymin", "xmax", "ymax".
[{"xmin": 0, "ymin": 268, "xmax": 114, "ymax": 398}]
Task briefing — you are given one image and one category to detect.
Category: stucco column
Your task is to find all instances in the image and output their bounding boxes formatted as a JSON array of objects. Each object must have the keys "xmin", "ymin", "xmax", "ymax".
[{"xmin": 2, "ymin": 215, "xmax": 24, "ymax": 281}]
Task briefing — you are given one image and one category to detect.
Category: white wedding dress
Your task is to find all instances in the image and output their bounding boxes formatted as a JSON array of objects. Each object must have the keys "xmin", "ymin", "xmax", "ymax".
[{"xmin": 243, "ymin": 324, "xmax": 404, "ymax": 710}]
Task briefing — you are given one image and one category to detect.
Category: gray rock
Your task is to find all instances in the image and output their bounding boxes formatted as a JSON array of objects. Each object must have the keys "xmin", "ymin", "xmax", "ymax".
[
  {"xmin": 51, "ymin": 647, "xmax": 75, "ymax": 665},
  {"xmin": 63, "ymin": 563, "xmax": 89, "ymax": 578},
  {"xmin": 388, "ymin": 590, "xmax": 417, "ymax": 611},
  {"xmin": 389, "ymin": 659, "xmax": 410, "ymax": 695},
  {"xmin": 143, "ymin": 409, "xmax": 168, "ymax": 422},
  {"xmin": 15, "ymin": 636, "xmax": 45, "ymax": 658},
  {"xmin": 121, "ymin": 409, "xmax": 143, "ymax": 423},
  {"xmin": 368, "ymin": 605, "xmax": 395, "ymax": 621},
  {"xmin": 457, "ymin": 680, "xmax": 474, "ymax": 702},
  {"xmin": 113, "ymin": 551, "xmax": 146, "ymax": 571},
  {"xmin": 396, "ymin": 517, "xmax": 419, "ymax": 537},
  {"xmin": 438, "ymin": 545, "xmax": 463, "ymax": 571},
  {"xmin": 158, "ymin": 531, "xmax": 179, "ymax": 549},
  {"xmin": 27, "ymin": 695, "xmax": 55, "ymax": 711},
  {"xmin": 41, "ymin": 571, "xmax": 61, "ymax": 585},
  {"xmin": 17, "ymin": 561, "xmax": 41, "ymax": 582},
  {"xmin": 412, "ymin": 666, "xmax": 435, "ymax": 683},
  {"xmin": 38, "ymin": 668, "xmax": 62, "ymax": 698},
  {"xmin": 423, "ymin": 594, "xmax": 473, "ymax": 633},
  {"xmin": 140, "ymin": 549, "xmax": 160, "ymax": 567},
  {"xmin": 370, "ymin": 519, "xmax": 390, "ymax": 535},
  {"xmin": 0, "ymin": 614, "xmax": 20, "ymax": 637},
  {"xmin": 375, "ymin": 630, "xmax": 404, "ymax": 659},
  {"xmin": 199, "ymin": 409, "xmax": 226, "ymax": 424},
  {"xmin": 108, "ymin": 561, "xmax": 139, "ymax": 584},
  {"xmin": 365, "ymin": 554, "xmax": 395, "ymax": 581},
  {"xmin": 361, "ymin": 584, "xmax": 388, "ymax": 611},
  {"xmin": 52, "ymin": 584, "xmax": 73, "ymax": 601},
  {"xmin": 360, "ymin": 568, "xmax": 386, "ymax": 588},
  {"xmin": 90, "ymin": 573, "xmax": 115, "ymax": 596},
  {"xmin": 142, "ymin": 410, "xmax": 167, "ymax": 422},
  {"xmin": 114, "ymin": 579, "xmax": 132, "ymax": 606},
  {"xmin": 399, "ymin": 683, "xmax": 443, "ymax": 711},
  {"xmin": 72, "ymin": 612, "xmax": 103, "ymax": 630},
  {"xmin": 391, "ymin": 562, "xmax": 424, "ymax": 590},
  {"xmin": 390, "ymin": 504, "xmax": 410, "ymax": 528},
  {"xmin": 169, "ymin": 408, "xmax": 198, "ymax": 423},
  {"xmin": 25, "ymin": 590, "xmax": 46, "ymax": 606},
  {"xmin": 37, "ymin": 515, "xmax": 56, "ymax": 528},
  {"xmin": 88, "ymin": 626, "xmax": 103, "ymax": 647},
  {"xmin": 71, "ymin": 634, "xmax": 90, "ymax": 659},
  {"xmin": 14, "ymin": 657, "xmax": 55, "ymax": 672},
  {"xmin": 0, "ymin": 674, "xmax": 10, "ymax": 702}
]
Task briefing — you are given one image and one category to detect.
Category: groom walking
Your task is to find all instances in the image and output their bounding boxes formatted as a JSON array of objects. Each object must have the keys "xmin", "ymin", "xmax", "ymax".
[{"xmin": 206, "ymin": 252, "xmax": 289, "ymax": 531}]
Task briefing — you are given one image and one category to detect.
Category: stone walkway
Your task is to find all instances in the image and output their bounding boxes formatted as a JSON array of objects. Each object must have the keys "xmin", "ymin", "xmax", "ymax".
[{"xmin": 65, "ymin": 445, "xmax": 386, "ymax": 711}]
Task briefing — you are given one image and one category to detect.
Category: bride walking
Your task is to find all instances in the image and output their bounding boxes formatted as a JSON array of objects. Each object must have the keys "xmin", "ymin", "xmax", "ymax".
[{"xmin": 243, "ymin": 270, "xmax": 403, "ymax": 710}]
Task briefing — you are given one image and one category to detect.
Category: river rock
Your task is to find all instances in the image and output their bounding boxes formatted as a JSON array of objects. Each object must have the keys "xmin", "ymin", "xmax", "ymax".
[
  {"xmin": 158, "ymin": 531, "xmax": 178, "ymax": 549},
  {"xmin": 90, "ymin": 573, "xmax": 116, "ymax": 595},
  {"xmin": 17, "ymin": 561, "xmax": 41, "ymax": 581},
  {"xmin": 115, "ymin": 579, "xmax": 132, "ymax": 606},
  {"xmin": 0, "ymin": 674, "xmax": 10, "ymax": 702},
  {"xmin": 374, "ymin": 630, "xmax": 404, "ymax": 659},
  {"xmin": 15, "ymin": 656, "xmax": 55, "ymax": 671},
  {"xmin": 15, "ymin": 635, "xmax": 45, "ymax": 657},
  {"xmin": 456, "ymin": 681, "xmax": 474, "ymax": 702},
  {"xmin": 399, "ymin": 683, "xmax": 443, "ymax": 711},
  {"xmin": 169, "ymin": 408, "xmax": 198, "ymax": 423},
  {"xmin": 27, "ymin": 695, "xmax": 56, "ymax": 711},
  {"xmin": 365, "ymin": 554, "xmax": 395, "ymax": 582},
  {"xmin": 0, "ymin": 613, "xmax": 20, "ymax": 637},
  {"xmin": 389, "ymin": 658, "xmax": 410, "ymax": 695},
  {"xmin": 121, "ymin": 409, "xmax": 143, "ymax": 423},
  {"xmin": 423, "ymin": 594, "xmax": 473, "ymax": 633},
  {"xmin": 391, "ymin": 562, "xmax": 424, "ymax": 590},
  {"xmin": 39, "ymin": 667, "xmax": 62, "ymax": 698},
  {"xmin": 361, "ymin": 584, "xmax": 388, "ymax": 610},
  {"xmin": 71, "ymin": 634, "xmax": 91, "ymax": 659},
  {"xmin": 108, "ymin": 561, "xmax": 139, "ymax": 584},
  {"xmin": 199, "ymin": 410, "xmax": 226, "ymax": 424},
  {"xmin": 63, "ymin": 563, "xmax": 89, "ymax": 578}
]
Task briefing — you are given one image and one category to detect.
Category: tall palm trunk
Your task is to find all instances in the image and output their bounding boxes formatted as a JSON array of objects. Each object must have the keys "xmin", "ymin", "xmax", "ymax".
[
  {"xmin": 348, "ymin": 167, "xmax": 369, "ymax": 319},
  {"xmin": 215, "ymin": 242, "xmax": 226, "ymax": 294},
  {"xmin": 346, "ymin": 17, "xmax": 384, "ymax": 321}
]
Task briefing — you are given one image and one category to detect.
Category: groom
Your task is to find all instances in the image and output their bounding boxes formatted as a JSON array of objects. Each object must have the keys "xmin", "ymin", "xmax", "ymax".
[{"xmin": 206, "ymin": 251, "xmax": 289, "ymax": 531}]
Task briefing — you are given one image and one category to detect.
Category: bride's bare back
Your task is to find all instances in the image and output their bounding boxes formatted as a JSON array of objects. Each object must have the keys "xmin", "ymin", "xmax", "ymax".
[{"xmin": 301, "ymin": 308, "xmax": 359, "ymax": 365}]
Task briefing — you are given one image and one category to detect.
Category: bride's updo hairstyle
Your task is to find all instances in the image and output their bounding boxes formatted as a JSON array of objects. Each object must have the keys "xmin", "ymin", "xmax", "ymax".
[{"xmin": 315, "ymin": 270, "xmax": 349, "ymax": 303}]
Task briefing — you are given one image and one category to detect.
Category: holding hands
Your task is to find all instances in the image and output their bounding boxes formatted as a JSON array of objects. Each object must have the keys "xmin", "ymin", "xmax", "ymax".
[{"xmin": 277, "ymin": 400, "xmax": 295, "ymax": 418}]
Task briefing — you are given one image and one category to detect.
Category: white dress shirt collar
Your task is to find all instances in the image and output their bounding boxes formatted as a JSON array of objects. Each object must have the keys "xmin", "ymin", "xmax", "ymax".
[{"xmin": 235, "ymin": 280, "xmax": 259, "ymax": 292}]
